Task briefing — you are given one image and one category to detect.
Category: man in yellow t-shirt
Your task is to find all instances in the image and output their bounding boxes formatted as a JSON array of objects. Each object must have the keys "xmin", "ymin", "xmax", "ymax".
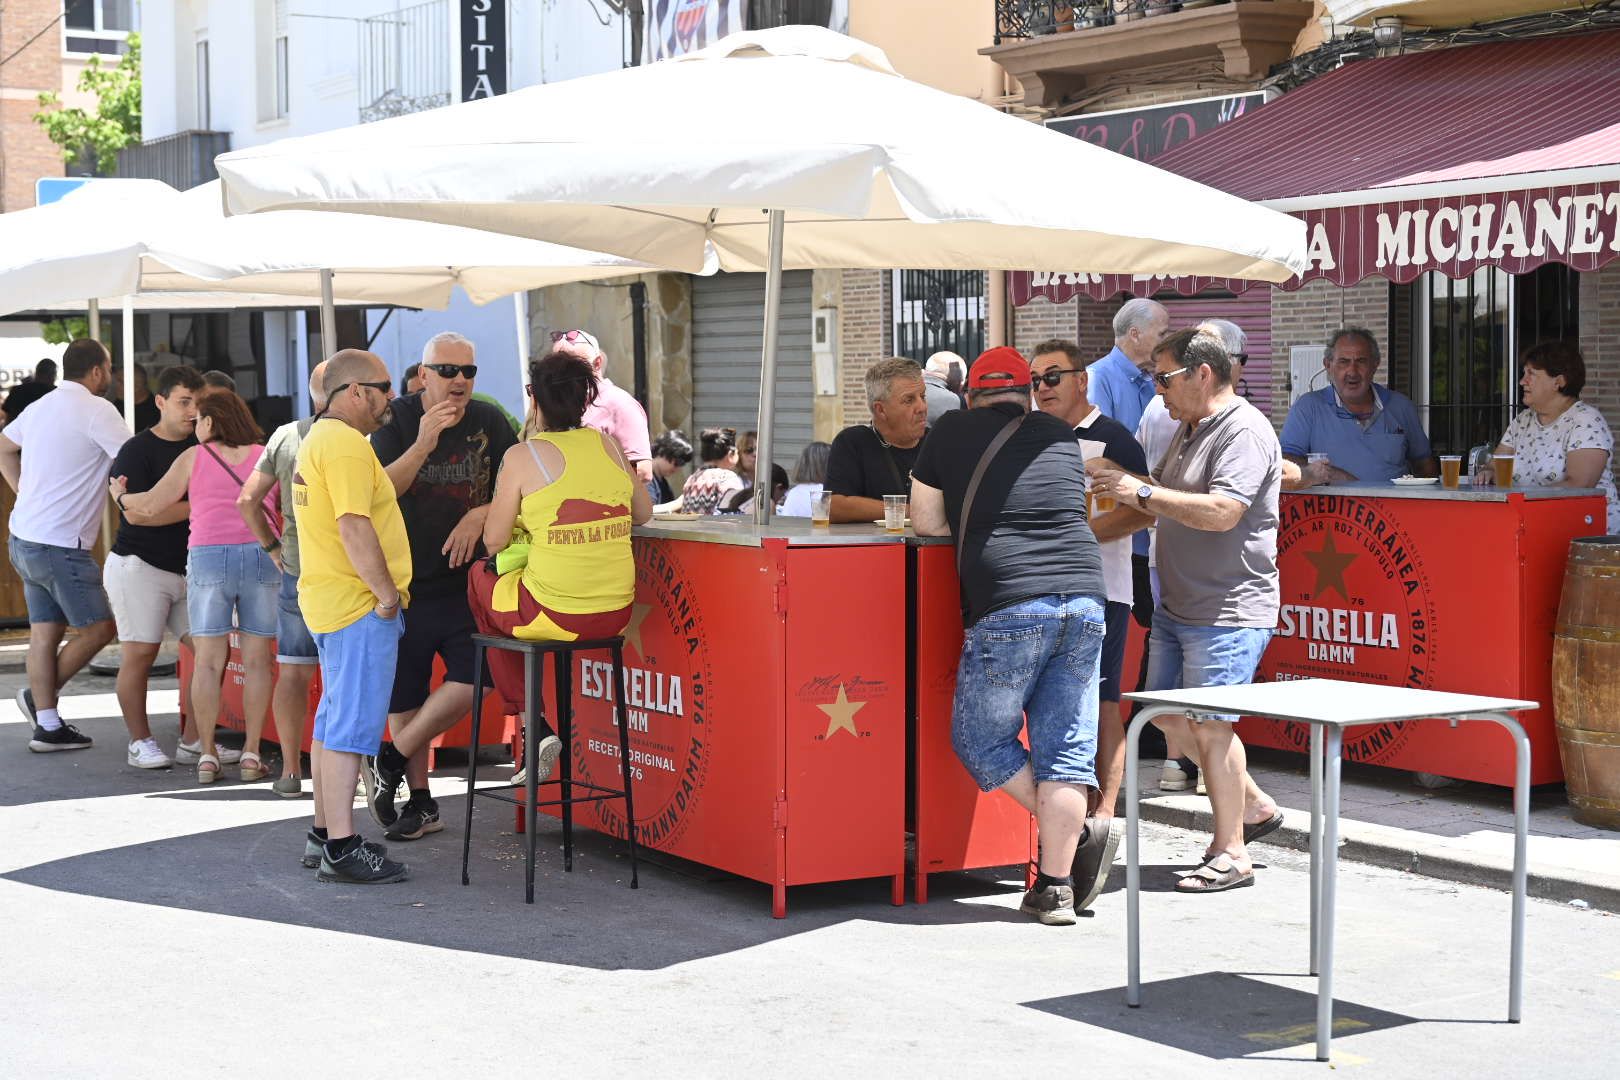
[{"xmin": 292, "ymin": 349, "xmax": 413, "ymax": 885}]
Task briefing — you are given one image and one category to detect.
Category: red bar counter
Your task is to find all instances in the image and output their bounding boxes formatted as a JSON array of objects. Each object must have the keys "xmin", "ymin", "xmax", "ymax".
[
  {"xmin": 1242, "ymin": 483, "xmax": 1607, "ymax": 785},
  {"xmin": 555, "ymin": 518, "xmax": 909, "ymax": 918}
]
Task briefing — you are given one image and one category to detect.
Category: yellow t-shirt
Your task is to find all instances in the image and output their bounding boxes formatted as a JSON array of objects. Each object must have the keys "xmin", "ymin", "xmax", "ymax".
[{"xmin": 292, "ymin": 418, "xmax": 412, "ymax": 634}]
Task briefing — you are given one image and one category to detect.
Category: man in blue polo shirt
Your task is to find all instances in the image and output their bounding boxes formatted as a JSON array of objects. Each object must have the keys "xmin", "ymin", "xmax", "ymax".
[
  {"xmin": 1281, "ymin": 327, "xmax": 1436, "ymax": 486},
  {"xmin": 1087, "ymin": 298, "xmax": 1168, "ymax": 436}
]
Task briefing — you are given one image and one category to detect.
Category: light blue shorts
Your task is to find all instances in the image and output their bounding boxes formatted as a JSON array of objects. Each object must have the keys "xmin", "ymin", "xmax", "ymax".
[
  {"xmin": 312, "ymin": 610, "xmax": 405, "ymax": 755},
  {"xmin": 1144, "ymin": 609, "xmax": 1274, "ymax": 723},
  {"xmin": 186, "ymin": 542, "xmax": 279, "ymax": 638}
]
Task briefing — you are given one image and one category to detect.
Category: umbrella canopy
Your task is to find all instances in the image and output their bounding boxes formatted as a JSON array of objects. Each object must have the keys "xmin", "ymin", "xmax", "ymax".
[
  {"xmin": 0, "ymin": 179, "xmax": 662, "ymax": 319},
  {"xmin": 214, "ymin": 27, "xmax": 1309, "ymax": 282}
]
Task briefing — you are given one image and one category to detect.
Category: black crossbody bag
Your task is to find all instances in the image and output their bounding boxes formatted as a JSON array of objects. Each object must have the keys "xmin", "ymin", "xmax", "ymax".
[{"xmin": 953, "ymin": 413, "xmax": 1026, "ymax": 575}]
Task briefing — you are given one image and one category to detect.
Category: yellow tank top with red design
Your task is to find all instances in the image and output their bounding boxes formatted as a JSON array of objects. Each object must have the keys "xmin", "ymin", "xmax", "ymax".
[{"xmin": 517, "ymin": 428, "xmax": 635, "ymax": 617}]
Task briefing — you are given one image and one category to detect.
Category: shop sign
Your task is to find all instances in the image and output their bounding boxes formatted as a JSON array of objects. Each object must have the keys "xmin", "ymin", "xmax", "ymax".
[
  {"xmin": 459, "ymin": 0, "xmax": 507, "ymax": 101},
  {"xmin": 1045, "ymin": 92, "xmax": 1268, "ymax": 163}
]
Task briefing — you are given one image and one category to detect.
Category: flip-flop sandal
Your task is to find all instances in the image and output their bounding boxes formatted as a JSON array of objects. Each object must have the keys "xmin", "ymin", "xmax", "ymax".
[
  {"xmin": 1175, "ymin": 855, "xmax": 1254, "ymax": 894},
  {"xmin": 196, "ymin": 753, "xmax": 222, "ymax": 785},
  {"xmin": 1244, "ymin": 810, "xmax": 1286, "ymax": 845}
]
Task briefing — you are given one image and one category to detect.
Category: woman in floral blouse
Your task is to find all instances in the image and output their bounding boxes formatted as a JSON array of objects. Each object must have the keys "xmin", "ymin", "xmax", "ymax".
[{"xmin": 1487, "ymin": 341, "xmax": 1618, "ymax": 534}]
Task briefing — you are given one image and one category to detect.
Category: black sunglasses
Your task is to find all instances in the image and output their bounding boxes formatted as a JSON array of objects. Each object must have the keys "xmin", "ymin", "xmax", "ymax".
[
  {"xmin": 332, "ymin": 379, "xmax": 393, "ymax": 396},
  {"xmin": 425, "ymin": 362, "xmax": 478, "ymax": 379},
  {"xmin": 1152, "ymin": 364, "xmax": 1197, "ymax": 389},
  {"xmin": 1034, "ymin": 368, "xmax": 1084, "ymax": 389}
]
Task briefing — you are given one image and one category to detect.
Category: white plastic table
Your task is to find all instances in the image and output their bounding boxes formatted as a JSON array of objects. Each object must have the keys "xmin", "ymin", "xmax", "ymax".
[{"xmin": 1122, "ymin": 679, "xmax": 1536, "ymax": 1062}]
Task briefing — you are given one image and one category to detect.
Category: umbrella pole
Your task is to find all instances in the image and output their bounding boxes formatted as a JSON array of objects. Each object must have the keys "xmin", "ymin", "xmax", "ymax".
[
  {"xmin": 121, "ymin": 296, "xmax": 135, "ymax": 431},
  {"xmin": 87, "ymin": 298, "xmax": 100, "ymax": 342},
  {"xmin": 513, "ymin": 290, "xmax": 531, "ymax": 389},
  {"xmin": 753, "ymin": 209, "xmax": 786, "ymax": 527},
  {"xmin": 320, "ymin": 268, "xmax": 337, "ymax": 361}
]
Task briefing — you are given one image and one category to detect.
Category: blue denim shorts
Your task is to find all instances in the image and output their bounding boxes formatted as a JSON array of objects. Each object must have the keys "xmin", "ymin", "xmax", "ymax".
[
  {"xmin": 313, "ymin": 610, "xmax": 406, "ymax": 755},
  {"xmin": 186, "ymin": 542, "xmax": 280, "ymax": 638},
  {"xmin": 8, "ymin": 537, "xmax": 112, "ymax": 628},
  {"xmin": 275, "ymin": 570, "xmax": 318, "ymax": 665},
  {"xmin": 1144, "ymin": 609, "xmax": 1274, "ymax": 723},
  {"xmin": 951, "ymin": 593, "xmax": 1106, "ymax": 791}
]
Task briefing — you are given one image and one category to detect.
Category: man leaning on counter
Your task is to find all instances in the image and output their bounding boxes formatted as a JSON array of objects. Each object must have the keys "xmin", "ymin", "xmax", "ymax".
[{"xmin": 1281, "ymin": 328, "xmax": 1437, "ymax": 489}]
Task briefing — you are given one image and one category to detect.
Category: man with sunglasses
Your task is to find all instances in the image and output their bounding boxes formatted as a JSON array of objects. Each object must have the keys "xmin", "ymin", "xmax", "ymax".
[
  {"xmin": 364, "ymin": 331, "xmax": 517, "ymax": 840},
  {"xmin": 1089, "ymin": 329, "xmax": 1284, "ymax": 895},
  {"xmin": 549, "ymin": 328, "xmax": 654, "ymax": 485},
  {"xmin": 1031, "ymin": 339, "xmax": 1146, "ymax": 870},
  {"xmin": 293, "ymin": 349, "xmax": 412, "ymax": 884}
]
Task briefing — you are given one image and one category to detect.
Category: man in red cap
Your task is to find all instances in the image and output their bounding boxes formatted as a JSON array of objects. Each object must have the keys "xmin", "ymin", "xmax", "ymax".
[{"xmin": 910, "ymin": 346, "xmax": 1113, "ymax": 925}]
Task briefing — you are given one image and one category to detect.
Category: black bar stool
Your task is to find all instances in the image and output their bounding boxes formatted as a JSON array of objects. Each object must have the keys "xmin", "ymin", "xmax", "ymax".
[{"xmin": 460, "ymin": 633, "xmax": 640, "ymax": 903}]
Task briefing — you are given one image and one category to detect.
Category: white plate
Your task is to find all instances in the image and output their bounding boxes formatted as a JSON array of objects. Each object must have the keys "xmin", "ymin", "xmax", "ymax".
[
  {"xmin": 1390, "ymin": 476, "xmax": 1439, "ymax": 486},
  {"xmin": 870, "ymin": 517, "xmax": 912, "ymax": 527}
]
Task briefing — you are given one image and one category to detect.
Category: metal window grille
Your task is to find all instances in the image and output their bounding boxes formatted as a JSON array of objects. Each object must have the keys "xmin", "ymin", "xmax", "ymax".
[
  {"xmin": 358, "ymin": 0, "xmax": 452, "ymax": 124},
  {"xmin": 892, "ymin": 270, "xmax": 986, "ymax": 365}
]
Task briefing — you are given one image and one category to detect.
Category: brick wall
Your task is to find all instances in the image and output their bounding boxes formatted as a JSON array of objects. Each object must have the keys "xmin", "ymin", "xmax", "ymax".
[
  {"xmin": 838, "ymin": 268, "xmax": 891, "ymax": 426},
  {"xmin": 1578, "ymin": 263, "xmax": 1620, "ymax": 462},
  {"xmin": 0, "ymin": 0, "xmax": 66, "ymax": 212},
  {"xmin": 1267, "ymin": 277, "xmax": 1391, "ymax": 428}
]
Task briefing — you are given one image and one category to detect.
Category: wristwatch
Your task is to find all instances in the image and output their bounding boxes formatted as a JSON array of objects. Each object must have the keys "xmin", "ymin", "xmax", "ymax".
[
  {"xmin": 262, "ymin": 538, "xmax": 282, "ymax": 554},
  {"xmin": 1136, "ymin": 484, "xmax": 1154, "ymax": 510}
]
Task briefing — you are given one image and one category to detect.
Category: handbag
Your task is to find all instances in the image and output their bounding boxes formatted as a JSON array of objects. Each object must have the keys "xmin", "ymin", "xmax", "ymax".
[
  {"xmin": 203, "ymin": 443, "xmax": 283, "ymax": 537},
  {"xmin": 954, "ymin": 413, "xmax": 1027, "ymax": 575}
]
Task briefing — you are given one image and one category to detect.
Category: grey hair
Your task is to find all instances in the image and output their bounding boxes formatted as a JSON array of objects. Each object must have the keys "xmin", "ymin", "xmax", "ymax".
[
  {"xmin": 1112, "ymin": 298, "xmax": 1165, "ymax": 342},
  {"xmin": 967, "ymin": 386, "xmax": 1031, "ymax": 407},
  {"xmin": 792, "ymin": 441, "xmax": 832, "ymax": 485},
  {"xmin": 924, "ymin": 350, "xmax": 964, "ymax": 377},
  {"xmin": 864, "ymin": 356, "xmax": 924, "ymax": 409},
  {"xmin": 422, "ymin": 330, "xmax": 476, "ymax": 366},
  {"xmin": 1196, "ymin": 319, "xmax": 1247, "ymax": 357},
  {"xmin": 1326, "ymin": 327, "xmax": 1381, "ymax": 366}
]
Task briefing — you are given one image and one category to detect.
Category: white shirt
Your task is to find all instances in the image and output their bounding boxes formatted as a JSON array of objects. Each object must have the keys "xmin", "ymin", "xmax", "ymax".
[
  {"xmin": 779, "ymin": 482, "xmax": 823, "ymax": 517},
  {"xmin": 1075, "ymin": 409, "xmax": 1132, "ymax": 606},
  {"xmin": 1501, "ymin": 400, "xmax": 1619, "ymax": 534},
  {"xmin": 5, "ymin": 380, "xmax": 131, "ymax": 549},
  {"xmin": 1135, "ymin": 396, "xmax": 1182, "ymax": 568}
]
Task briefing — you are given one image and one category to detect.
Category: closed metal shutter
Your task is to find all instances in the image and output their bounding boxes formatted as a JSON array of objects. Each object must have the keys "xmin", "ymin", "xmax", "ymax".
[
  {"xmin": 691, "ymin": 270, "xmax": 815, "ymax": 473},
  {"xmin": 1161, "ymin": 292, "xmax": 1275, "ymax": 419}
]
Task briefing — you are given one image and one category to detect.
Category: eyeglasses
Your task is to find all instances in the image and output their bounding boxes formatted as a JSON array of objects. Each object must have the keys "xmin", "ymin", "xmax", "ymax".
[
  {"xmin": 1233, "ymin": 353, "xmax": 1249, "ymax": 366},
  {"xmin": 331, "ymin": 379, "xmax": 393, "ymax": 397},
  {"xmin": 425, "ymin": 363, "xmax": 478, "ymax": 379},
  {"xmin": 1033, "ymin": 368, "xmax": 1083, "ymax": 389},
  {"xmin": 1152, "ymin": 364, "xmax": 1197, "ymax": 389}
]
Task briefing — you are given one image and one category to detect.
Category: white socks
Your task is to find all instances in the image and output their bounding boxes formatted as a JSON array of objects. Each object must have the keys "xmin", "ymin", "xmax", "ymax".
[{"xmin": 36, "ymin": 707, "xmax": 63, "ymax": 732}]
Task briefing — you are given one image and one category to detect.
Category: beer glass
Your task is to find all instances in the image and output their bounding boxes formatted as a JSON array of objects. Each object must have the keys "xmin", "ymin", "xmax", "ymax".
[
  {"xmin": 882, "ymin": 494, "xmax": 907, "ymax": 533},
  {"xmin": 1440, "ymin": 455, "xmax": 1462, "ymax": 489},
  {"xmin": 811, "ymin": 489, "xmax": 832, "ymax": 525},
  {"xmin": 1493, "ymin": 452, "xmax": 1516, "ymax": 488}
]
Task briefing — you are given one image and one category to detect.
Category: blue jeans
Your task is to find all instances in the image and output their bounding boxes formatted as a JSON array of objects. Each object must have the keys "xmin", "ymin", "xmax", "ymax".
[
  {"xmin": 186, "ymin": 542, "xmax": 279, "ymax": 638},
  {"xmin": 275, "ymin": 570, "xmax": 318, "ymax": 665},
  {"xmin": 1144, "ymin": 609, "xmax": 1274, "ymax": 722},
  {"xmin": 8, "ymin": 537, "xmax": 111, "ymax": 627},
  {"xmin": 312, "ymin": 610, "xmax": 405, "ymax": 755},
  {"xmin": 951, "ymin": 594, "xmax": 1106, "ymax": 791}
]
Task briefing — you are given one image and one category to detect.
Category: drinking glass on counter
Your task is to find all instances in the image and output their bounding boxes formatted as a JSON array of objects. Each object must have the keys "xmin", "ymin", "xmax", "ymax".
[
  {"xmin": 1493, "ymin": 452, "xmax": 1516, "ymax": 488},
  {"xmin": 882, "ymin": 494, "xmax": 908, "ymax": 533},
  {"xmin": 1440, "ymin": 455, "xmax": 1462, "ymax": 489},
  {"xmin": 811, "ymin": 489, "xmax": 832, "ymax": 525}
]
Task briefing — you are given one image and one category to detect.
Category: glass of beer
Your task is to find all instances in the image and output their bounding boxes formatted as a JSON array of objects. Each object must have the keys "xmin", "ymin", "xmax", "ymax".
[
  {"xmin": 1093, "ymin": 486, "xmax": 1117, "ymax": 514},
  {"xmin": 811, "ymin": 489, "xmax": 832, "ymax": 525},
  {"xmin": 1440, "ymin": 455, "xmax": 1462, "ymax": 489},
  {"xmin": 1493, "ymin": 452, "xmax": 1516, "ymax": 488},
  {"xmin": 882, "ymin": 494, "xmax": 908, "ymax": 533}
]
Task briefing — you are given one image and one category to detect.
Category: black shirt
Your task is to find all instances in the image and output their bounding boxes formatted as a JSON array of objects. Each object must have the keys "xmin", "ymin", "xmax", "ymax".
[
  {"xmin": 824, "ymin": 423, "xmax": 927, "ymax": 502},
  {"xmin": 913, "ymin": 403, "xmax": 1105, "ymax": 627},
  {"xmin": 1075, "ymin": 410, "xmax": 1149, "ymax": 476},
  {"xmin": 2, "ymin": 382, "xmax": 54, "ymax": 423},
  {"xmin": 371, "ymin": 392, "xmax": 518, "ymax": 594},
  {"xmin": 110, "ymin": 428, "xmax": 196, "ymax": 576}
]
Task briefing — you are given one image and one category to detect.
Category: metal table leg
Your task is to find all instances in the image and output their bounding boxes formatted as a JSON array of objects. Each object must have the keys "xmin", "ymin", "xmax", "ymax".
[
  {"xmin": 1125, "ymin": 705, "xmax": 1175, "ymax": 1008},
  {"xmin": 1316, "ymin": 726, "xmax": 1342, "ymax": 1062},
  {"xmin": 1309, "ymin": 721, "xmax": 1323, "ymax": 977},
  {"xmin": 1472, "ymin": 712, "xmax": 1530, "ymax": 1023}
]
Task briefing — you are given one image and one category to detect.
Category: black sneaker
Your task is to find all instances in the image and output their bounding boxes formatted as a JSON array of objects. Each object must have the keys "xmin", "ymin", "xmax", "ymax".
[
  {"xmin": 1019, "ymin": 883, "xmax": 1077, "ymax": 926},
  {"xmin": 304, "ymin": 830, "xmax": 386, "ymax": 869},
  {"xmin": 385, "ymin": 799, "xmax": 443, "ymax": 842},
  {"xmin": 29, "ymin": 722, "xmax": 93, "ymax": 753},
  {"xmin": 360, "ymin": 751, "xmax": 405, "ymax": 828},
  {"xmin": 317, "ymin": 836, "xmax": 408, "ymax": 884},
  {"xmin": 1071, "ymin": 817, "xmax": 1123, "ymax": 912},
  {"xmin": 15, "ymin": 687, "xmax": 37, "ymax": 725}
]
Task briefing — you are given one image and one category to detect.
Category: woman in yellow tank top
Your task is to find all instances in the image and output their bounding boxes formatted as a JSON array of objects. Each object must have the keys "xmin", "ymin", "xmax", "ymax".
[{"xmin": 467, "ymin": 351, "xmax": 653, "ymax": 740}]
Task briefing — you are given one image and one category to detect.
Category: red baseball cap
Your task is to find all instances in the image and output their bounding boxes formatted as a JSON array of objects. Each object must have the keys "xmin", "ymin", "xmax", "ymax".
[{"xmin": 968, "ymin": 346, "xmax": 1032, "ymax": 390}]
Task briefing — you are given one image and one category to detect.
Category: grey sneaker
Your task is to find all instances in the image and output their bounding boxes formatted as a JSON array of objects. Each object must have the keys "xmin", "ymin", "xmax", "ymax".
[
  {"xmin": 1019, "ymin": 883, "xmax": 1077, "ymax": 926},
  {"xmin": 176, "ymin": 740, "xmax": 242, "ymax": 765},
  {"xmin": 303, "ymin": 831, "xmax": 386, "ymax": 869},
  {"xmin": 15, "ymin": 687, "xmax": 36, "ymax": 726},
  {"xmin": 317, "ymin": 836, "xmax": 408, "ymax": 884},
  {"xmin": 1071, "ymin": 817, "xmax": 1123, "ymax": 912},
  {"xmin": 272, "ymin": 775, "xmax": 302, "ymax": 798}
]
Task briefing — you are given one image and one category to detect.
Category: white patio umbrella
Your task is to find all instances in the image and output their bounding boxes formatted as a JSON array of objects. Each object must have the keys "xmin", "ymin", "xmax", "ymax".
[
  {"xmin": 0, "ymin": 179, "xmax": 664, "ymax": 427},
  {"xmin": 215, "ymin": 26, "xmax": 1311, "ymax": 521}
]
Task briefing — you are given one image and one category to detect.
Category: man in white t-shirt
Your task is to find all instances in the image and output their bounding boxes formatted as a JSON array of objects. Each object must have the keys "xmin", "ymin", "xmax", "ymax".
[{"xmin": 0, "ymin": 339, "xmax": 129, "ymax": 752}]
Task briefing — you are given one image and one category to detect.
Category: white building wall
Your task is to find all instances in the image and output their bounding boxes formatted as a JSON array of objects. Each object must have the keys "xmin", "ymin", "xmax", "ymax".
[{"xmin": 140, "ymin": 0, "xmax": 633, "ymax": 419}]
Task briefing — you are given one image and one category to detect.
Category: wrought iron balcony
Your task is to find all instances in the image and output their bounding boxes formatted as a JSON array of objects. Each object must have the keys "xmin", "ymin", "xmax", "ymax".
[
  {"xmin": 115, "ymin": 131, "xmax": 232, "ymax": 190},
  {"xmin": 358, "ymin": 0, "xmax": 452, "ymax": 124},
  {"xmin": 985, "ymin": 1, "xmax": 1313, "ymax": 107}
]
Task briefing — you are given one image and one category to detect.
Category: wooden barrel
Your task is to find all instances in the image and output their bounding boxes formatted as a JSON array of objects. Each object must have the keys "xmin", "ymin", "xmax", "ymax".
[{"xmin": 1552, "ymin": 535, "xmax": 1620, "ymax": 829}]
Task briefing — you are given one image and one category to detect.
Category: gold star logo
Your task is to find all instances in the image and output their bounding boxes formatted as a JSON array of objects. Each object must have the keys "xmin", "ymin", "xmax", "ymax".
[
  {"xmin": 1304, "ymin": 532, "xmax": 1358, "ymax": 600},
  {"xmin": 622, "ymin": 602, "xmax": 651, "ymax": 657},
  {"xmin": 816, "ymin": 683, "xmax": 866, "ymax": 740}
]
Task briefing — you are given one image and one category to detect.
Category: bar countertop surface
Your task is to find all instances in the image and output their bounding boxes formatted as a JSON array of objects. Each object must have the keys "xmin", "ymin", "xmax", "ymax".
[
  {"xmin": 634, "ymin": 515, "xmax": 952, "ymax": 548},
  {"xmin": 1284, "ymin": 482, "xmax": 1604, "ymax": 503}
]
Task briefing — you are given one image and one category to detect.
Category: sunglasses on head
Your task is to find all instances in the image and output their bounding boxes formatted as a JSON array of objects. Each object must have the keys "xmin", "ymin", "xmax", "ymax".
[
  {"xmin": 550, "ymin": 329, "xmax": 599, "ymax": 350},
  {"xmin": 1033, "ymin": 368, "xmax": 1083, "ymax": 389},
  {"xmin": 1152, "ymin": 364, "xmax": 1197, "ymax": 389},
  {"xmin": 425, "ymin": 363, "xmax": 478, "ymax": 379}
]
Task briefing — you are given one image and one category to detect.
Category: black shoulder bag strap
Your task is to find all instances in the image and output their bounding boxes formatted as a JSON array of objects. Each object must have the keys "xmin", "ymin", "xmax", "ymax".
[{"xmin": 954, "ymin": 413, "xmax": 1026, "ymax": 575}]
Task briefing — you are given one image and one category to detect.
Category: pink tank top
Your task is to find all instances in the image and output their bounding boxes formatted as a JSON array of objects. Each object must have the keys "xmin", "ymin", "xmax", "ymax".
[{"xmin": 188, "ymin": 443, "xmax": 270, "ymax": 548}]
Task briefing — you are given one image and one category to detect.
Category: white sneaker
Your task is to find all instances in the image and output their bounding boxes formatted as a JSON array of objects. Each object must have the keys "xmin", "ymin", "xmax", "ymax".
[
  {"xmin": 175, "ymin": 740, "xmax": 243, "ymax": 765},
  {"xmin": 128, "ymin": 738, "xmax": 173, "ymax": 769}
]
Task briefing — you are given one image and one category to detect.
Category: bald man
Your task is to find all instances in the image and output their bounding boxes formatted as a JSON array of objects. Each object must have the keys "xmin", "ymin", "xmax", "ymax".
[
  {"xmin": 238, "ymin": 359, "xmax": 330, "ymax": 800},
  {"xmin": 293, "ymin": 349, "xmax": 413, "ymax": 884}
]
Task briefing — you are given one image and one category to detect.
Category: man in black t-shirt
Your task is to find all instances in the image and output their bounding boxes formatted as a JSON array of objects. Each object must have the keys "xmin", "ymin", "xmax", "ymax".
[
  {"xmin": 911, "ymin": 346, "xmax": 1114, "ymax": 926},
  {"xmin": 106, "ymin": 365, "xmax": 207, "ymax": 768},
  {"xmin": 364, "ymin": 332, "xmax": 518, "ymax": 840},
  {"xmin": 825, "ymin": 356, "xmax": 930, "ymax": 523}
]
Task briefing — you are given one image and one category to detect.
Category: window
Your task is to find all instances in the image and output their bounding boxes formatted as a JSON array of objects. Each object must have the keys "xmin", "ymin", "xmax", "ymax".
[
  {"xmin": 195, "ymin": 39, "xmax": 211, "ymax": 130},
  {"xmin": 892, "ymin": 270, "xmax": 986, "ymax": 365},
  {"xmin": 274, "ymin": 1, "xmax": 290, "ymax": 119},
  {"xmin": 63, "ymin": 0, "xmax": 133, "ymax": 56},
  {"xmin": 748, "ymin": 1, "xmax": 836, "ymax": 29},
  {"xmin": 258, "ymin": 0, "xmax": 291, "ymax": 122}
]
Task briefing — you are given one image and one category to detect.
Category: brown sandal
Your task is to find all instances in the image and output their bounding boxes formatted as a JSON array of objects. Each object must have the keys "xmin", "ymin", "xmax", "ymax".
[
  {"xmin": 1175, "ymin": 854, "xmax": 1254, "ymax": 893},
  {"xmin": 239, "ymin": 752, "xmax": 270, "ymax": 783}
]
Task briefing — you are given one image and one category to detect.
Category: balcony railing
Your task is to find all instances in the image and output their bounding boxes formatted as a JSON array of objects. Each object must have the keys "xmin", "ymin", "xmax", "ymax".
[
  {"xmin": 115, "ymin": 131, "xmax": 232, "ymax": 190},
  {"xmin": 358, "ymin": 0, "xmax": 452, "ymax": 124},
  {"xmin": 995, "ymin": 1, "xmax": 1230, "ymax": 44}
]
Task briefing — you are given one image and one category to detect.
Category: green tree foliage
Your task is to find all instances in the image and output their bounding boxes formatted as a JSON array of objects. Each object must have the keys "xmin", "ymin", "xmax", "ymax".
[
  {"xmin": 34, "ymin": 32, "xmax": 142, "ymax": 175},
  {"xmin": 40, "ymin": 318, "xmax": 108, "ymax": 346}
]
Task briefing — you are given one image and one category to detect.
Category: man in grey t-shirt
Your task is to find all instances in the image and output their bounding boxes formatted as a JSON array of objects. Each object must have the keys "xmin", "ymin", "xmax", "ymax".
[{"xmin": 1089, "ymin": 329, "xmax": 1283, "ymax": 895}]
